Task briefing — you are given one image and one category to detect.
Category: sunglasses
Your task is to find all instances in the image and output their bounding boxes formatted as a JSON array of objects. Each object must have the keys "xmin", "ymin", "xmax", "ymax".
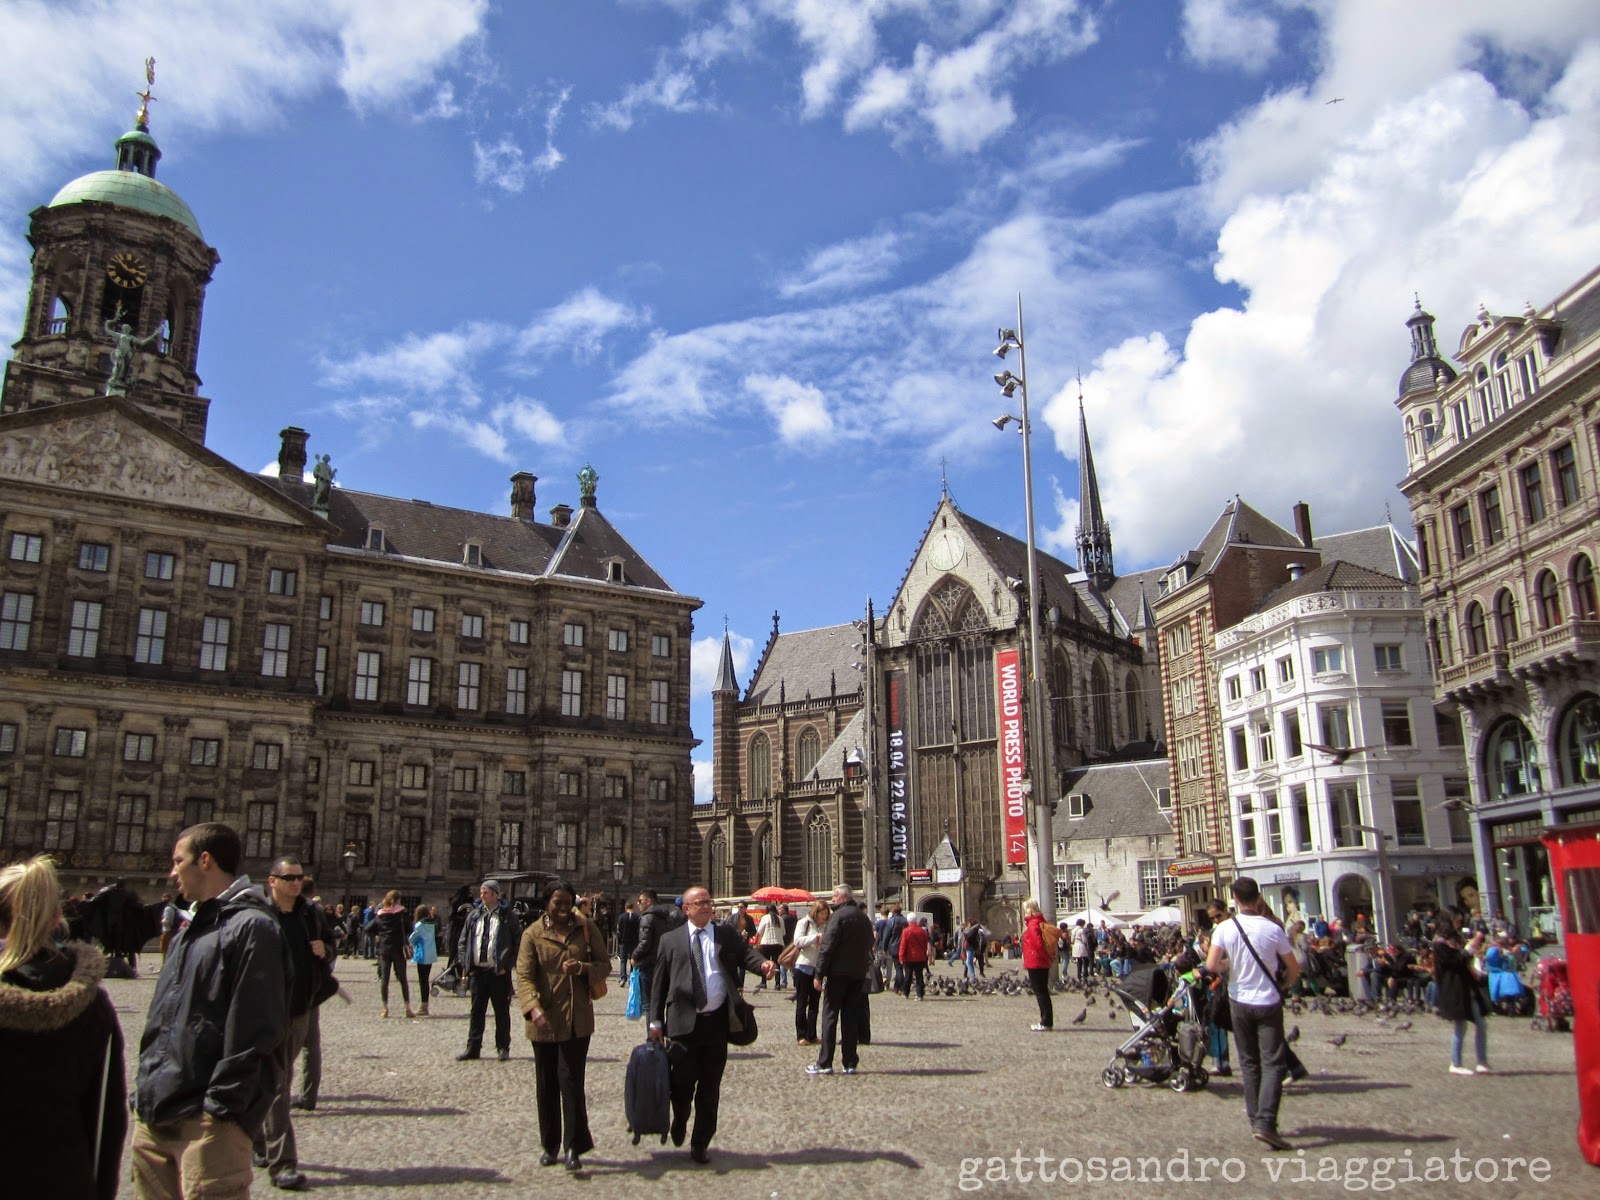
[{"xmin": 272, "ymin": 874, "xmax": 305, "ymax": 883}]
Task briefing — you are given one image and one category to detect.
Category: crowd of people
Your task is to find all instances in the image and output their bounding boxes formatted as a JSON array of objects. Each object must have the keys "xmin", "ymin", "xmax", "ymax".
[{"xmin": 0, "ymin": 834, "xmax": 1554, "ymax": 1194}]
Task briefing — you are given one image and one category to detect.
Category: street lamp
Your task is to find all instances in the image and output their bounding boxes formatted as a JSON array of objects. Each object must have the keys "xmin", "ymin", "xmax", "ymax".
[
  {"xmin": 612, "ymin": 859, "xmax": 626, "ymax": 954},
  {"xmin": 340, "ymin": 841, "xmax": 358, "ymax": 880},
  {"xmin": 1352, "ymin": 823, "xmax": 1395, "ymax": 944},
  {"xmin": 991, "ymin": 297, "xmax": 1055, "ymax": 922}
]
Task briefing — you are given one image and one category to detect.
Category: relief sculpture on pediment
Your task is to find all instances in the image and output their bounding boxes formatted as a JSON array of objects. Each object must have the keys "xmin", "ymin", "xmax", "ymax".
[{"xmin": 0, "ymin": 412, "xmax": 288, "ymax": 521}]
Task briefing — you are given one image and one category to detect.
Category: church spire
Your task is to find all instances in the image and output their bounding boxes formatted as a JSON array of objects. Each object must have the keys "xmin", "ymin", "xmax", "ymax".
[
  {"xmin": 713, "ymin": 620, "xmax": 740, "ymax": 695},
  {"xmin": 1075, "ymin": 383, "xmax": 1115, "ymax": 589}
]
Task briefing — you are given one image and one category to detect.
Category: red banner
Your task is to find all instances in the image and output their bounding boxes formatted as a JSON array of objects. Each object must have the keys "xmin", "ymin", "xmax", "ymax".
[{"xmin": 996, "ymin": 647, "xmax": 1028, "ymax": 867}]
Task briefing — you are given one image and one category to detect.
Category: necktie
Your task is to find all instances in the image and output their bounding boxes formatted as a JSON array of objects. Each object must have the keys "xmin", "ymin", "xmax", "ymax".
[
  {"xmin": 479, "ymin": 913, "xmax": 492, "ymax": 966},
  {"xmin": 690, "ymin": 928, "xmax": 709, "ymax": 1010}
]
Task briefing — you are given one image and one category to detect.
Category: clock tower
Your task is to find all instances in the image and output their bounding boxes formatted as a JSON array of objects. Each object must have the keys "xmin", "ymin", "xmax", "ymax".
[{"xmin": 2, "ymin": 67, "xmax": 220, "ymax": 443}]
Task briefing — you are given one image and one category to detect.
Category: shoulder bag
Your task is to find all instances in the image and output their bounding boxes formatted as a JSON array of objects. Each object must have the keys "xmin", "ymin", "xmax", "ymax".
[{"xmin": 1230, "ymin": 917, "xmax": 1285, "ymax": 1003}]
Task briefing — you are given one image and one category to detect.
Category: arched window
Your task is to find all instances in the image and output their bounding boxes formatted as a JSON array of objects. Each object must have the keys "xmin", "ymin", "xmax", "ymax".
[
  {"xmin": 749, "ymin": 733, "xmax": 771, "ymax": 799},
  {"xmin": 756, "ymin": 826, "xmax": 773, "ymax": 888},
  {"xmin": 1483, "ymin": 718, "xmax": 1541, "ymax": 799},
  {"xmin": 1050, "ymin": 652, "xmax": 1074, "ymax": 753},
  {"xmin": 1091, "ymin": 661, "xmax": 1112, "ymax": 752},
  {"xmin": 46, "ymin": 295, "xmax": 69, "ymax": 335},
  {"xmin": 1573, "ymin": 554, "xmax": 1598, "ymax": 621},
  {"xmin": 708, "ymin": 828, "xmax": 729, "ymax": 897},
  {"xmin": 796, "ymin": 727, "xmax": 820, "ymax": 779},
  {"xmin": 1463, "ymin": 602, "xmax": 1488, "ymax": 656},
  {"xmin": 1405, "ymin": 415, "xmax": 1418, "ymax": 459},
  {"xmin": 1419, "ymin": 408, "xmax": 1438, "ymax": 447},
  {"xmin": 1474, "ymin": 366, "xmax": 1493, "ymax": 421},
  {"xmin": 1124, "ymin": 671, "xmax": 1141, "ymax": 739},
  {"xmin": 1558, "ymin": 695, "xmax": 1600, "ymax": 787},
  {"xmin": 1535, "ymin": 570, "xmax": 1563, "ymax": 629},
  {"xmin": 1493, "ymin": 588, "xmax": 1519, "ymax": 647},
  {"xmin": 804, "ymin": 811, "xmax": 832, "ymax": 895},
  {"xmin": 1493, "ymin": 351, "xmax": 1513, "ymax": 413},
  {"xmin": 1519, "ymin": 349, "xmax": 1541, "ymax": 398}
]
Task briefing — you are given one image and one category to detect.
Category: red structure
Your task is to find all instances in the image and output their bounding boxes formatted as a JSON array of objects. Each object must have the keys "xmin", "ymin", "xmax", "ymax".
[{"xmin": 1542, "ymin": 825, "xmax": 1600, "ymax": 1167}]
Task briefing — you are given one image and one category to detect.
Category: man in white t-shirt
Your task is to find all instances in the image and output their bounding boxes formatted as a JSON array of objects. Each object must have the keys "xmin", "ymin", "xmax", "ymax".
[{"xmin": 1205, "ymin": 877, "xmax": 1301, "ymax": 1151}]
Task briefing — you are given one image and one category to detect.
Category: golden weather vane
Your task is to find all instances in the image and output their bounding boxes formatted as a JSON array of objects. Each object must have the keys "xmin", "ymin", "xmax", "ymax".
[{"xmin": 135, "ymin": 57, "xmax": 155, "ymax": 128}]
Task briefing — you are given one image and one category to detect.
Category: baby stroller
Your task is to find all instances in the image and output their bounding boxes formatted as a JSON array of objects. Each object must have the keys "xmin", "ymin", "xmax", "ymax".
[
  {"xmin": 430, "ymin": 948, "xmax": 470, "ymax": 998},
  {"xmin": 1530, "ymin": 956, "xmax": 1573, "ymax": 1032},
  {"xmin": 1102, "ymin": 967, "xmax": 1210, "ymax": 1093}
]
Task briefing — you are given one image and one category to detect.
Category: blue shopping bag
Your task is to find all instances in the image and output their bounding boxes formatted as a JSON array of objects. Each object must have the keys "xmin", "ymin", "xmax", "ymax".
[{"xmin": 625, "ymin": 966, "xmax": 644, "ymax": 1020}]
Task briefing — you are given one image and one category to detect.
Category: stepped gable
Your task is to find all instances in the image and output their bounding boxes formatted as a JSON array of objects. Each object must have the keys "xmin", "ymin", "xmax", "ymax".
[
  {"xmin": 1053, "ymin": 759, "xmax": 1174, "ymax": 841},
  {"xmin": 743, "ymin": 622, "xmax": 860, "ymax": 708},
  {"xmin": 1251, "ymin": 559, "xmax": 1407, "ymax": 614}
]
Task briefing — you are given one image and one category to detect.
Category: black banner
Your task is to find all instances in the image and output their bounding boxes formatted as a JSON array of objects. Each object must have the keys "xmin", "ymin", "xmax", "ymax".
[{"xmin": 887, "ymin": 669, "xmax": 909, "ymax": 872}]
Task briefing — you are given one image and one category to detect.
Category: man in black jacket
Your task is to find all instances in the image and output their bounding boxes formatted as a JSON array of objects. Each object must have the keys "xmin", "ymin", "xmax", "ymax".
[
  {"xmin": 615, "ymin": 900, "xmax": 641, "ymax": 983},
  {"xmin": 629, "ymin": 889, "xmax": 684, "ymax": 1006},
  {"xmin": 132, "ymin": 823, "xmax": 290, "ymax": 1200},
  {"xmin": 456, "ymin": 880, "xmax": 522, "ymax": 1061},
  {"xmin": 252, "ymin": 857, "xmax": 324, "ymax": 1191},
  {"xmin": 809, "ymin": 884, "xmax": 875, "ymax": 1076},
  {"xmin": 648, "ymin": 886, "xmax": 774, "ymax": 1163}
]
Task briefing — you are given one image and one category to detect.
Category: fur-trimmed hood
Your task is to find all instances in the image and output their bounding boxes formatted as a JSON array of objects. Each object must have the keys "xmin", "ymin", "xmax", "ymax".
[{"xmin": 0, "ymin": 942, "xmax": 109, "ymax": 1034}]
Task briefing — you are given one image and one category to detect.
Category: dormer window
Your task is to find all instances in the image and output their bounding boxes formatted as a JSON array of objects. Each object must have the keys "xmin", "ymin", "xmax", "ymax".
[
  {"xmin": 1066, "ymin": 792, "xmax": 1090, "ymax": 818},
  {"xmin": 605, "ymin": 557, "xmax": 625, "ymax": 584},
  {"xmin": 463, "ymin": 541, "xmax": 482, "ymax": 567},
  {"xmin": 366, "ymin": 526, "xmax": 385, "ymax": 552}
]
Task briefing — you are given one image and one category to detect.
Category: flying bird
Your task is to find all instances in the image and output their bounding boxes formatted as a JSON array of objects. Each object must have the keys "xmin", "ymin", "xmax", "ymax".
[
  {"xmin": 1326, "ymin": 97, "xmax": 1344, "ymax": 104},
  {"xmin": 1304, "ymin": 742, "xmax": 1376, "ymax": 767}
]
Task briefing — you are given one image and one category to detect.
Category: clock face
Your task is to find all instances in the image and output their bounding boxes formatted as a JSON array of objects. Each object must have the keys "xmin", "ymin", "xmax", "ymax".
[
  {"xmin": 927, "ymin": 529, "xmax": 965, "ymax": 572},
  {"xmin": 106, "ymin": 251, "xmax": 148, "ymax": 289}
]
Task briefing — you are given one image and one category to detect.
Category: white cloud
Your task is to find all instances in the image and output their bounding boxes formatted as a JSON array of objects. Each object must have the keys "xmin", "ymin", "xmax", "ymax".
[
  {"xmin": 1065, "ymin": 36, "xmax": 1600, "ymax": 565},
  {"xmin": 515, "ymin": 287, "xmax": 648, "ymax": 359},
  {"xmin": 1181, "ymin": 0, "xmax": 1280, "ymax": 72},
  {"xmin": 331, "ymin": 0, "xmax": 488, "ymax": 111},
  {"xmin": 472, "ymin": 134, "xmax": 535, "ymax": 193},
  {"xmin": 491, "ymin": 398, "xmax": 565, "ymax": 446},
  {"xmin": 778, "ymin": 231, "xmax": 902, "ymax": 299},
  {"xmin": 410, "ymin": 409, "xmax": 510, "ymax": 462},
  {"xmin": 322, "ymin": 321, "xmax": 505, "ymax": 400},
  {"xmin": 588, "ymin": 61, "xmax": 711, "ymax": 131},
  {"xmin": 743, "ymin": 373, "xmax": 835, "ymax": 445}
]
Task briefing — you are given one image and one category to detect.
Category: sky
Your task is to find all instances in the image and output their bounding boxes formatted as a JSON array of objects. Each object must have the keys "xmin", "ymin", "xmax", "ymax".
[{"xmin": 5, "ymin": 1, "xmax": 1600, "ymax": 801}]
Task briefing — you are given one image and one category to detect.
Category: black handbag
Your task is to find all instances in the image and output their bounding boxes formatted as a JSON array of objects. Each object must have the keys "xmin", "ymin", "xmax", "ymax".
[{"xmin": 727, "ymin": 993, "xmax": 759, "ymax": 1046}]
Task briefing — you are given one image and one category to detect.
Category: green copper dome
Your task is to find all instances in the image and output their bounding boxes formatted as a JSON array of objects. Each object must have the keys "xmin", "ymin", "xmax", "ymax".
[{"xmin": 48, "ymin": 168, "xmax": 203, "ymax": 239}]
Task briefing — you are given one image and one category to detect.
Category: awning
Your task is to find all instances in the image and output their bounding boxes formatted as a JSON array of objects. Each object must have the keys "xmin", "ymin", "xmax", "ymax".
[{"xmin": 1160, "ymin": 879, "xmax": 1215, "ymax": 902}]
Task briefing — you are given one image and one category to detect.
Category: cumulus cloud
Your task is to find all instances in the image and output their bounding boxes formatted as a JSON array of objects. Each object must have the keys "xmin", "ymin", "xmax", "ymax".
[
  {"xmin": 744, "ymin": 373, "xmax": 835, "ymax": 445},
  {"xmin": 1064, "ymin": 34, "xmax": 1600, "ymax": 565},
  {"xmin": 1181, "ymin": 0, "xmax": 1280, "ymax": 72}
]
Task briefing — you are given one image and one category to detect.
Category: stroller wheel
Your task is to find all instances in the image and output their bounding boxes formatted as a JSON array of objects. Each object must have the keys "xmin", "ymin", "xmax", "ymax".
[
  {"xmin": 431, "ymin": 984, "xmax": 441, "ymax": 997},
  {"xmin": 1193, "ymin": 1067, "xmax": 1209, "ymax": 1090},
  {"xmin": 1170, "ymin": 1066, "xmax": 1196, "ymax": 1093},
  {"xmin": 1101, "ymin": 1065, "xmax": 1126, "ymax": 1089}
]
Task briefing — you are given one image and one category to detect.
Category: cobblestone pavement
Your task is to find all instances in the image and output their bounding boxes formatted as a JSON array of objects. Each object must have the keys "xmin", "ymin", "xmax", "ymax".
[{"xmin": 103, "ymin": 960, "xmax": 1593, "ymax": 1199}]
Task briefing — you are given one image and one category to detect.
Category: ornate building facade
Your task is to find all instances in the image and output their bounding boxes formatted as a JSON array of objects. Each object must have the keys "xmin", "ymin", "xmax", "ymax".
[
  {"xmin": 0, "ymin": 102, "xmax": 701, "ymax": 908},
  {"xmin": 1396, "ymin": 270, "xmax": 1600, "ymax": 937}
]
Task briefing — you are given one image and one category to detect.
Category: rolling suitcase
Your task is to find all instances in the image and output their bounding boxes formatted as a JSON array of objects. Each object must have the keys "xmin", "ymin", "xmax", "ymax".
[{"xmin": 625, "ymin": 1038, "xmax": 672, "ymax": 1144}]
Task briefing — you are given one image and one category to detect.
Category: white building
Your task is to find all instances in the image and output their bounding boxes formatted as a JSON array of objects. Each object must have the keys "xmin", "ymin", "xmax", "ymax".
[
  {"xmin": 1212, "ymin": 561, "xmax": 1473, "ymax": 941},
  {"xmin": 1051, "ymin": 758, "xmax": 1177, "ymax": 922}
]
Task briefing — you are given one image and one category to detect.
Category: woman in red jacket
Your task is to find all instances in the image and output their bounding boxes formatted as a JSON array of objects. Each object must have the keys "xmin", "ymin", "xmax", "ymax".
[
  {"xmin": 1020, "ymin": 898, "xmax": 1056, "ymax": 1031},
  {"xmin": 898, "ymin": 915, "xmax": 930, "ymax": 1000}
]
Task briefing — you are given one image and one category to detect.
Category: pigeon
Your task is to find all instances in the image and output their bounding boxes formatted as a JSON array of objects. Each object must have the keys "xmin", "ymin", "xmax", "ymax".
[
  {"xmin": 1286, "ymin": 1025, "xmax": 1300, "ymax": 1044},
  {"xmin": 1071, "ymin": 1009, "xmax": 1087, "ymax": 1025},
  {"xmin": 1085, "ymin": 994, "xmax": 1096, "ymax": 1006},
  {"xmin": 1394, "ymin": 1021, "xmax": 1412, "ymax": 1032},
  {"xmin": 1327, "ymin": 1033, "xmax": 1348, "ymax": 1048}
]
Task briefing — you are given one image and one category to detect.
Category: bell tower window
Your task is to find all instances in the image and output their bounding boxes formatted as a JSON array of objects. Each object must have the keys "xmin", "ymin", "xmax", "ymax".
[{"xmin": 46, "ymin": 296, "xmax": 69, "ymax": 335}]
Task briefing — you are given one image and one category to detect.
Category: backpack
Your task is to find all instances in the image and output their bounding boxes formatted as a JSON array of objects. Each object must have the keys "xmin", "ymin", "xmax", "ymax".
[
  {"xmin": 625, "ymin": 1040, "xmax": 673, "ymax": 1144},
  {"xmin": 1039, "ymin": 921, "xmax": 1063, "ymax": 957}
]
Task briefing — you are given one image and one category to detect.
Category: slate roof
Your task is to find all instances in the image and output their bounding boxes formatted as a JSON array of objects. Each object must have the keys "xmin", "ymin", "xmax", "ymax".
[
  {"xmin": 806, "ymin": 707, "xmax": 866, "ymax": 783},
  {"xmin": 952, "ymin": 510, "xmax": 1113, "ymax": 633},
  {"xmin": 1314, "ymin": 525, "xmax": 1419, "ymax": 583},
  {"xmin": 1549, "ymin": 276, "xmax": 1600, "ymax": 356},
  {"xmin": 744, "ymin": 623, "xmax": 863, "ymax": 708},
  {"xmin": 1250, "ymin": 559, "xmax": 1408, "ymax": 614},
  {"xmin": 265, "ymin": 477, "xmax": 676, "ymax": 591},
  {"xmin": 1169, "ymin": 497, "xmax": 1305, "ymax": 580},
  {"xmin": 1052, "ymin": 758, "xmax": 1174, "ymax": 842}
]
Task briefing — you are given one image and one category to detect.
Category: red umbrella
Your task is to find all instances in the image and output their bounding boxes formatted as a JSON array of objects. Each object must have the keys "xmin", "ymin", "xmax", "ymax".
[{"xmin": 751, "ymin": 886, "xmax": 815, "ymax": 904}]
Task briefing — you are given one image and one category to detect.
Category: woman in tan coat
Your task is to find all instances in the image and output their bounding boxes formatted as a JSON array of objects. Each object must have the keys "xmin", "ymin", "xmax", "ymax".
[{"xmin": 515, "ymin": 880, "xmax": 611, "ymax": 1171}]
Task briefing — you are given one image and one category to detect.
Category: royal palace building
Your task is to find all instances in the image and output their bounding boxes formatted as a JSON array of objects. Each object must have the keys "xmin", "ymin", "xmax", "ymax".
[{"xmin": 0, "ymin": 98, "xmax": 701, "ymax": 907}]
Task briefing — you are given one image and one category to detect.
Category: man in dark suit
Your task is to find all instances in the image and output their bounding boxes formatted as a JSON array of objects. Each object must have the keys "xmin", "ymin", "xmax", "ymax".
[
  {"xmin": 810, "ymin": 883, "xmax": 876, "ymax": 1076},
  {"xmin": 648, "ymin": 885, "xmax": 775, "ymax": 1164}
]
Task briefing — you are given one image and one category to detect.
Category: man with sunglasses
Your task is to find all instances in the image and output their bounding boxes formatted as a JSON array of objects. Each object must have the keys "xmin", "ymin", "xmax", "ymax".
[{"xmin": 250, "ymin": 857, "xmax": 323, "ymax": 1191}]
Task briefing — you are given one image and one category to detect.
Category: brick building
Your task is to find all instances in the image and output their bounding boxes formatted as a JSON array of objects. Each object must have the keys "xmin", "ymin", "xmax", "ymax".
[{"xmin": 0, "ymin": 104, "xmax": 700, "ymax": 908}]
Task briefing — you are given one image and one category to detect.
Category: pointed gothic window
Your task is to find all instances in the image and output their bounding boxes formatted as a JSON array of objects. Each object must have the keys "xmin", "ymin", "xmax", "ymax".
[
  {"xmin": 797, "ymin": 726, "xmax": 820, "ymax": 778},
  {"xmin": 749, "ymin": 733, "xmax": 771, "ymax": 799},
  {"xmin": 708, "ymin": 828, "xmax": 730, "ymax": 897},
  {"xmin": 805, "ymin": 811, "xmax": 832, "ymax": 894},
  {"xmin": 756, "ymin": 826, "xmax": 773, "ymax": 888},
  {"xmin": 1050, "ymin": 652, "xmax": 1074, "ymax": 753},
  {"xmin": 1091, "ymin": 661, "xmax": 1112, "ymax": 752}
]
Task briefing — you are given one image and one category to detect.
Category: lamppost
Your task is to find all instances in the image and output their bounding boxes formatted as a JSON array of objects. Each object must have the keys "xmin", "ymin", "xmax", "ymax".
[
  {"xmin": 992, "ymin": 296, "xmax": 1055, "ymax": 922},
  {"xmin": 851, "ymin": 598, "xmax": 879, "ymax": 908},
  {"xmin": 612, "ymin": 859, "xmax": 626, "ymax": 954},
  {"xmin": 1352, "ymin": 823, "xmax": 1395, "ymax": 944},
  {"xmin": 340, "ymin": 840, "xmax": 359, "ymax": 911}
]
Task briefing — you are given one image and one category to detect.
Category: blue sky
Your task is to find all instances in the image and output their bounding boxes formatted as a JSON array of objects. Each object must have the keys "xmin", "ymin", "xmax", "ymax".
[{"xmin": 5, "ymin": 2, "xmax": 1600, "ymax": 799}]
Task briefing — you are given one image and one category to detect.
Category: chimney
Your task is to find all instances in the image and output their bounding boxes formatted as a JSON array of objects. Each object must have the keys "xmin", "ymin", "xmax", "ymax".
[
  {"xmin": 549, "ymin": 503, "xmax": 573, "ymax": 528},
  {"xmin": 509, "ymin": 472, "xmax": 537, "ymax": 522},
  {"xmin": 278, "ymin": 426, "xmax": 309, "ymax": 481},
  {"xmin": 1292, "ymin": 500, "xmax": 1314, "ymax": 549},
  {"xmin": 1288, "ymin": 562, "xmax": 1305, "ymax": 581}
]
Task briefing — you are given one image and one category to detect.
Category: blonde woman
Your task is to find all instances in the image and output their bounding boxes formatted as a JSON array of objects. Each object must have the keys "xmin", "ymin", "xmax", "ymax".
[
  {"xmin": 792, "ymin": 899, "xmax": 830, "ymax": 1044},
  {"xmin": 0, "ymin": 856, "xmax": 127, "ymax": 1200}
]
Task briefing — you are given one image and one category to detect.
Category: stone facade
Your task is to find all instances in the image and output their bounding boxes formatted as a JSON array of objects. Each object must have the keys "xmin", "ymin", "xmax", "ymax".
[
  {"xmin": 1396, "ymin": 269, "xmax": 1600, "ymax": 937},
  {"xmin": 0, "ymin": 114, "xmax": 700, "ymax": 911}
]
